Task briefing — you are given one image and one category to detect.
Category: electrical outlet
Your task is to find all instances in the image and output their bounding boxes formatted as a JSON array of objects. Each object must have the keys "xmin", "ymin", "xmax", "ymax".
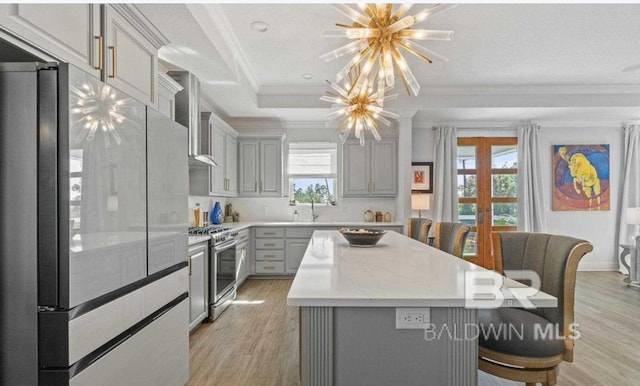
[{"xmin": 396, "ymin": 307, "xmax": 431, "ymax": 329}]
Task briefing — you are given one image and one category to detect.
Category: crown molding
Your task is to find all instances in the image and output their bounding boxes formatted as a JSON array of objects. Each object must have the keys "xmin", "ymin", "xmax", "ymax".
[
  {"xmin": 111, "ymin": 5, "xmax": 169, "ymax": 49},
  {"xmin": 157, "ymin": 73, "xmax": 183, "ymax": 95}
]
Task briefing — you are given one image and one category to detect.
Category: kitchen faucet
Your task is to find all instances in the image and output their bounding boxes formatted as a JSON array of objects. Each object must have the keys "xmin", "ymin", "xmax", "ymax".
[{"xmin": 310, "ymin": 198, "xmax": 319, "ymax": 222}]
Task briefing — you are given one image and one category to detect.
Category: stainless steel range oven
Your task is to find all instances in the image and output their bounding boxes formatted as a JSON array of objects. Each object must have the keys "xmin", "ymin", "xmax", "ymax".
[
  {"xmin": 188, "ymin": 225, "xmax": 238, "ymax": 321},
  {"xmin": 210, "ymin": 229, "xmax": 237, "ymax": 320}
]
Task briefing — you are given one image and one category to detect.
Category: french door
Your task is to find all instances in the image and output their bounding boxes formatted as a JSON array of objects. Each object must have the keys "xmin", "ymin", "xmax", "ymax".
[{"xmin": 457, "ymin": 137, "xmax": 518, "ymax": 269}]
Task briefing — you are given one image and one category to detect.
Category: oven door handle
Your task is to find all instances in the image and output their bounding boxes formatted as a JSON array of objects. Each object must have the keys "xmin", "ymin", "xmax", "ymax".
[{"xmin": 214, "ymin": 239, "xmax": 238, "ymax": 252}]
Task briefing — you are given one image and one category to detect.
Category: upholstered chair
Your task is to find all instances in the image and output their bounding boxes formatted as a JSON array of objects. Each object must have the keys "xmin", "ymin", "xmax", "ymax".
[
  {"xmin": 406, "ymin": 217, "xmax": 433, "ymax": 244},
  {"xmin": 478, "ymin": 231, "xmax": 593, "ymax": 386},
  {"xmin": 433, "ymin": 222, "xmax": 471, "ymax": 258}
]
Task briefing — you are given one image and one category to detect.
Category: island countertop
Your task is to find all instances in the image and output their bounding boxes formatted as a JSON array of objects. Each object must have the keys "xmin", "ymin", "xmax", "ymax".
[{"xmin": 287, "ymin": 230, "xmax": 557, "ymax": 308}]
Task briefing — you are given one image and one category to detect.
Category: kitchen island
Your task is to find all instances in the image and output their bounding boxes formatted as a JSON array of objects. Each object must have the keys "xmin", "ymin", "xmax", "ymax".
[{"xmin": 287, "ymin": 230, "xmax": 556, "ymax": 386}]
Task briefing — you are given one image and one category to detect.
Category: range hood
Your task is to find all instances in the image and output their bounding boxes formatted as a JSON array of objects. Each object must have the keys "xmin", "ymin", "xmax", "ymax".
[{"xmin": 168, "ymin": 71, "xmax": 218, "ymax": 167}]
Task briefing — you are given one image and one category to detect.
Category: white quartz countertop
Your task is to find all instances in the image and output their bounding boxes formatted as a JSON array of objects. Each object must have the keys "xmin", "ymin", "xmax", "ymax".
[
  {"xmin": 225, "ymin": 221, "xmax": 404, "ymax": 232},
  {"xmin": 188, "ymin": 235, "xmax": 211, "ymax": 246},
  {"xmin": 287, "ymin": 230, "xmax": 557, "ymax": 308}
]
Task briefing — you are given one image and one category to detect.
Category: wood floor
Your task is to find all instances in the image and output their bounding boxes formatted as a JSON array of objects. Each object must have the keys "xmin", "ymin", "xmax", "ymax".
[{"xmin": 187, "ymin": 272, "xmax": 640, "ymax": 386}]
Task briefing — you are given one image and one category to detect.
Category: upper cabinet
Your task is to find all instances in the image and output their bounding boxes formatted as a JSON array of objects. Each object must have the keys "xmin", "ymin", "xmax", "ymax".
[
  {"xmin": 0, "ymin": 4, "xmax": 167, "ymax": 108},
  {"xmin": 0, "ymin": 4, "xmax": 101, "ymax": 77},
  {"xmin": 238, "ymin": 136, "xmax": 284, "ymax": 197},
  {"xmin": 102, "ymin": 5, "xmax": 166, "ymax": 109},
  {"xmin": 342, "ymin": 138, "xmax": 398, "ymax": 197},
  {"xmin": 207, "ymin": 112, "xmax": 239, "ymax": 197}
]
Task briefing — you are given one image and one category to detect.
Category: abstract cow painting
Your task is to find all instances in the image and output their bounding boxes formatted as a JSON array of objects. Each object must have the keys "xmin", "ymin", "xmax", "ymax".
[{"xmin": 552, "ymin": 144, "xmax": 610, "ymax": 211}]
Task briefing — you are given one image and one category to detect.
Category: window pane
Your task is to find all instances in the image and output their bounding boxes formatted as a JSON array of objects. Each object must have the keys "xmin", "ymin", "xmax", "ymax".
[
  {"xmin": 492, "ymin": 203, "xmax": 517, "ymax": 226},
  {"xmin": 457, "ymin": 174, "xmax": 477, "ymax": 198},
  {"xmin": 458, "ymin": 203, "xmax": 476, "ymax": 226},
  {"xmin": 291, "ymin": 178, "xmax": 336, "ymax": 204},
  {"xmin": 492, "ymin": 174, "xmax": 517, "ymax": 197},
  {"xmin": 463, "ymin": 231, "xmax": 477, "ymax": 256},
  {"xmin": 457, "ymin": 146, "xmax": 476, "ymax": 169},
  {"xmin": 492, "ymin": 145, "xmax": 517, "ymax": 168},
  {"xmin": 289, "ymin": 142, "xmax": 337, "ymax": 175}
]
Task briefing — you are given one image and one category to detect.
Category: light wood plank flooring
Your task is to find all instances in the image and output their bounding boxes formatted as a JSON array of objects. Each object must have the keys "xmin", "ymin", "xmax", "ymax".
[{"xmin": 188, "ymin": 272, "xmax": 640, "ymax": 385}]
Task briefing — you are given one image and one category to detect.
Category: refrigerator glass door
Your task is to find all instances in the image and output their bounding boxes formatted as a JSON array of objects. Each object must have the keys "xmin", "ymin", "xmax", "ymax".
[{"xmin": 66, "ymin": 67, "xmax": 147, "ymax": 308}]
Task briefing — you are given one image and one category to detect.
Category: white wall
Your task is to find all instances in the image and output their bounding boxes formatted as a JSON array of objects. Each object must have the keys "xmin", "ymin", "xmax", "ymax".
[{"xmin": 411, "ymin": 124, "xmax": 622, "ymax": 271}]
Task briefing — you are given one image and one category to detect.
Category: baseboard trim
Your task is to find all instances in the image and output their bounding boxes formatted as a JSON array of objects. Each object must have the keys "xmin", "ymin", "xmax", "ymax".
[{"xmin": 578, "ymin": 261, "xmax": 619, "ymax": 271}]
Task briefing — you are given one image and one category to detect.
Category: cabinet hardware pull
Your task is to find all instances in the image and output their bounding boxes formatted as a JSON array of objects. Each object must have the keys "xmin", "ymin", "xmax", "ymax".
[
  {"xmin": 264, "ymin": 243, "xmax": 275, "ymax": 247},
  {"xmin": 255, "ymin": 181, "xmax": 258, "ymax": 192},
  {"xmin": 108, "ymin": 45, "xmax": 117, "ymax": 78},
  {"xmin": 372, "ymin": 181, "xmax": 375, "ymax": 192},
  {"xmin": 265, "ymin": 255, "xmax": 275, "ymax": 258},
  {"xmin": 94, "ymin": 36, "xmax": 103, "ymax": 70},
  {"xmin": 264, "ymin": 266, "xmax": 275, "ymax": 269},
  {"xmin": 264, "ymin": 232, "xmax": 276, "ymax": 235}
]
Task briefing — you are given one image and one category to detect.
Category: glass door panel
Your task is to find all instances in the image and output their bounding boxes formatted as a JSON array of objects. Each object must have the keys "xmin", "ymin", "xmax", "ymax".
[
  {"xmin": 457, "ymin": 137, "xmax": 517, "ymax": 269},
  {"xmin": 66, "ymin": 65, "xmax": 147, "ymax": 308}
]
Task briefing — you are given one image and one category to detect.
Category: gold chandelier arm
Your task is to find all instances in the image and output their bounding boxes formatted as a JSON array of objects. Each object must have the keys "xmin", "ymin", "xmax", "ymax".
[
  {"xmin": 396, "ymin": 40, "xmax": 433, "ymax": 64},
  {"xmin": 401, "ymin": 40, "xmax": 450, "ymax": 63}
]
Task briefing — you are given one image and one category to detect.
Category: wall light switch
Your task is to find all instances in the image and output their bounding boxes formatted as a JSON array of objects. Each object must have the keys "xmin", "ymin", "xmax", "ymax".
[{"xmin": 396, "ymin": 307, "xmax": 431, "ymax": 329}]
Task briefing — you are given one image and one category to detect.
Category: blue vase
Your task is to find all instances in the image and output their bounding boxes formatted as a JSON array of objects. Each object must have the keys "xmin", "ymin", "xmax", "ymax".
[{"xmin": 211, "ymin": 202, "xmax": 223, "ymax": 225}]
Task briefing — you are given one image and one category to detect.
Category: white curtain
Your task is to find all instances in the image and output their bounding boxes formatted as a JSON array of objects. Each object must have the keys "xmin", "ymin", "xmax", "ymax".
[
  {"xmin": 517, "ymin": 124, "xmax": 545, "ymax": 232},
  {"xmin": 432, "ymin": 126, "xmax": 458, "ymax": 222},
  {"xmin": 618, "ymin": 123, "xmax": 640, "ymax": 272}
]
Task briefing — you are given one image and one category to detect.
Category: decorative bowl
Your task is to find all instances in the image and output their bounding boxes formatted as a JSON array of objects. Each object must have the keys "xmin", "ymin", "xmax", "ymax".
[{"xmin": 338, "ymin": 228, "xmax": 386, "ymax": 247}]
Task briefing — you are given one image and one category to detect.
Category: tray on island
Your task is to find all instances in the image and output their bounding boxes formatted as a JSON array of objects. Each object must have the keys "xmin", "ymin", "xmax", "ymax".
[{"xmin": 338, "ymin": 228, "xmax": 386, "ymax": 247}]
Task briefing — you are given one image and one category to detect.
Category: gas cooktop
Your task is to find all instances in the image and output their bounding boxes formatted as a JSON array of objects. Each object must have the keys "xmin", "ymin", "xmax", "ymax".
[{"xmin": 188, "ymin": 225, "xmax": 232, "ymax": 235}]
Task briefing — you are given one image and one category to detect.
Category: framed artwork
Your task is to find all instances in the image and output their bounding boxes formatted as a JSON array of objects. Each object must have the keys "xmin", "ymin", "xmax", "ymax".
[
  {"xmin": 411, "ymin": 162, "xmax": 433, "ymax": 193},
  {"xmin": 552, "ymin": 144, "xmax": 610, "ymax": 211}
]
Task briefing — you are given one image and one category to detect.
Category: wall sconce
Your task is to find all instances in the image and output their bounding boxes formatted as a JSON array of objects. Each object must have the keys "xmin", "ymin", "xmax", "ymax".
[{"xmin": 411, "ymin": 194, "xmax": 430, "ymax": 218}]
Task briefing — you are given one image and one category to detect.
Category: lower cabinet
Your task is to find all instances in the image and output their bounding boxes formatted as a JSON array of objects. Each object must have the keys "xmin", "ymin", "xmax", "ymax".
[
  {"xmin": 254, "ymin": 227, "xmax": 285, "ymax": 275},
  {"xmin": 251, "ymin": 225, "xmax": 404, "ymax": 276},
  {"xmin": 188, "ymin": 242, "xmax": 208, "ymax": 331},
  {"xmin": 285, "ymin": 239, "xmax": 308, "ymax": 274},
  {"xmin": 236, "ymin": 229, "xmax": 250, "ymax": 287}
]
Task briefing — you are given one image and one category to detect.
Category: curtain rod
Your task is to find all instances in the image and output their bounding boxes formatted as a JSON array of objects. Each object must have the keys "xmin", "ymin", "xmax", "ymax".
[{"xmin": 431, "ymin": 126, "xmax": 520, "ymax": 131}]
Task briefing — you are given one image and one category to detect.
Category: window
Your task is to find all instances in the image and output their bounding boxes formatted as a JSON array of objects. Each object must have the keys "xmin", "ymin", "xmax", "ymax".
[{"xmin": 288, "ymin": 142, "xmax": 337, "ymax": 205}]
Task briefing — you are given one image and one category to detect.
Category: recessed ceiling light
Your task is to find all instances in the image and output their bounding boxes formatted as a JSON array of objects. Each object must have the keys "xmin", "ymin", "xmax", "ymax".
[
  {"xmin": 302, "ymin": 73, "xmax": 313, "ymax": 80},
  {"xmin": 251, "ymin": 21, "xmax": 269, "ymax": 32}
]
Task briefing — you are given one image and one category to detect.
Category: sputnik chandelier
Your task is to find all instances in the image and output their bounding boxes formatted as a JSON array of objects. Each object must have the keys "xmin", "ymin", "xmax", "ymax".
[{"xmin": 321, "ymin": 3, "xmax": 455, "ymax": 144}]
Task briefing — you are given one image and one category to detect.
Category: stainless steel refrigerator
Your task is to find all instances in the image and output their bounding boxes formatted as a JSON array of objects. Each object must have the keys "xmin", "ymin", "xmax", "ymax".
[{"xmin": 0, "ymin": 62, "xmax": 190, "ymax": 385}]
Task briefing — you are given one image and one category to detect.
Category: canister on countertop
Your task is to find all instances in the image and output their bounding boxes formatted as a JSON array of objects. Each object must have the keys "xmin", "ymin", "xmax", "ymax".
[
  {"xmin": 375, "ymin": 211, "xmax": 383, "ymax": 222},
  {"xmin": 225, "ymin": 202, "xmax": 233, "ymax": 217},
  {"xmin": 193, "ymin": 203, "xmax": 201, "ymax": 227}
]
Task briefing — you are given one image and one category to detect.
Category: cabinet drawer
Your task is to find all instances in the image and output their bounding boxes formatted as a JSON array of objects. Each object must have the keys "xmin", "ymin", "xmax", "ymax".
[
  {"xmin": 285, "ymin": 227, "xmax": 315, "ymax": 239},
  {"xmin": 255, "ymin": 228, "xmax": 284, "ymax": 238},
  {"xmin": 255, "ymin": 262, "xmax": 285, "ymax": 274},
  {"xmin": 236, "ymin": 229, "xmax": 250, "ymax": 243},
  {"xmin": 255, "ymin": 238, "xmax": 284, "ymax": 249},
  {"xmin": 256, "ymin": 250, "xmax": 284, "ymax": 261}
]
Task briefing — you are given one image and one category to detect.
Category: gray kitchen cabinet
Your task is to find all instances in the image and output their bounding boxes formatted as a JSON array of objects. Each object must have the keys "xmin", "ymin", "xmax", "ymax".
[
  {"xmin": 285, "ymin": 239, "xmax": 308, "ymax": 274},
  {"xmin": 103, "ymin": 5, "xmax": 161, "ymax": 109},
  {"xmin": 208, "ymin": 114, "xmax": 238, "ymax": 197},
  {"xmin": 238, "ymin": 136, "xmax": 283, "ymax": 197},
  {"xmin": 342, "ymin": 138, "xmax": 398, "ymax": 197},
  {"xmin": 225, "ymin": 135, "xmax": 238, "ymax": 196},
  {"xmin": 0, "ymin": 4, "xmax": 166, "ymax": 108},
  {"xmin": 188, "ymin": 242, "xmax": 208, "ymax": 332},
  {"xmin": 210, "ymin": 128, "xmax": 226, "ymax": 195},
  {"xmin": 0, "ymin": 4, "xmax": 101, "ymax": 77},
  {"xmin": 157, "ymin": 72, "xmax": 183, "ymax": 120},
  {"xmin": 236, "ymin": 229, "xmax": 250, "ymax": 287},
  {"xmin": 254, "ymin": 227, "xmax": 285, "ymax": 274}
]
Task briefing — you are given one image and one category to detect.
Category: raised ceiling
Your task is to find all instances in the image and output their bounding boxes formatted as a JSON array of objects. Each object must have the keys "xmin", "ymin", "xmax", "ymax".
[{"xmin": 139, "ymin": 3, "xmax": 640, "ymax": 126}]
